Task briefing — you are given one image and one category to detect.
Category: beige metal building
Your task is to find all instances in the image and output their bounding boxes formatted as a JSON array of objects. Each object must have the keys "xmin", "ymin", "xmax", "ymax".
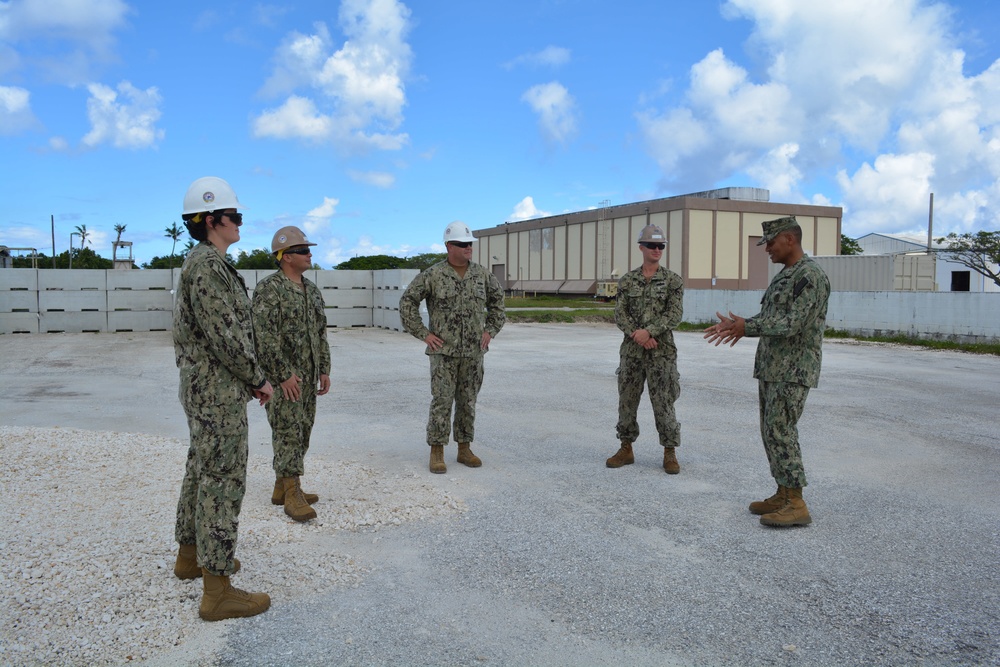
[{"xmin": 473, "ymin": 188, "xmax": 842, "ymax": 293}]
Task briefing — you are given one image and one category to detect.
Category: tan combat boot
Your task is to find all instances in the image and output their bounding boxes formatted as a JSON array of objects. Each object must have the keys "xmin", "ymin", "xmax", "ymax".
[
  {"xmin": 663, "ymin": 447, "xmax": 680, "ymax": 474},
  {"xmin": 606, "ymin": 441, "xmax": 634, "ymax": 468},
  {"xmin": 282, "ymin": 476, "xmax": 317, "ymax": 522},
  {"xmin": 429, "ymin": 445, "xmax": 446, "ymax": 474},
  {"xmin": 760, "ymin": 487, "xmax": 812, "ymax": 527},
  {"xmin": 174, "ymin": 544, "xmax": 240, "ymax": 580},
  {"xmin": 199, "ymin": 569, "xmax": 270, "ymax": 622},
  {"xmin": 271, "ymin": 477, "xmax": 318, "ymax": 506},
  {"xmin": 749, "ymin": 486, "xmax": 787, "ymax": 515},
  {"xmin": 456, "ymin": 442, "xmax": 482, "ymax": 467}
]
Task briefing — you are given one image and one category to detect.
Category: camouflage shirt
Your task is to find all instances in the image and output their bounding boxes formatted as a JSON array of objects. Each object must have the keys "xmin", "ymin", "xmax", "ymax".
[
  {"xmin": 173, "ymin": 242, "xmax": 265, "ymax": 407},
  {"xmin": 399, "ymin": 260, "xmax": 506, "ymax": 357},
  {"xmin": 744, "ymin": 255, "xmax": 831, "ymax": 388},
  {"xmin": 252, "ymin": 270, "xmax": 331, "ymax": 385},
  {"xmin": 615, "ymin": 265, "xmax": 684, "ymax": 358}
]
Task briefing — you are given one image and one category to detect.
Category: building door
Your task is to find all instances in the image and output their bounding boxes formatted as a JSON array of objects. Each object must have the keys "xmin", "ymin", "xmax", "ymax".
[
  {"xmin": 492, "ymin": 264, "xmax": 507, "ymax": 289},
  {"xmin": 747, "ymin": 237, "xmax": 768, "ymax": 289}
]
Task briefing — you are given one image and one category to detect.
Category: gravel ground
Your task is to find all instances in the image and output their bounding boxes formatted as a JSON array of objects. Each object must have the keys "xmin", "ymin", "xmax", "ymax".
[
  {"xmin": 1, "ymin": 325, "xmax": 998, "ymax": 666},
  {"xmin": 0, "ymin": 427, "xmax": 463, "ymax": 667}
]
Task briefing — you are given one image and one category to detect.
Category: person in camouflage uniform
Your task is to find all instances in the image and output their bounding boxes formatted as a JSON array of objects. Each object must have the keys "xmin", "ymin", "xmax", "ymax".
[
  {"xmin": 252, "ymin": 226, "xmax": 331, "ymax": 523},
  {"xmin": 704, "ymin": 216, "xmax": 830, "ymax": 528},
  {"xmin": 172, "ymin": 176, "xmax": 273, "ymax": 621},
  {"xmin": 399, "ymin": 221, "xmax": 506, "ymax": 474},
  {"xmin": 606, "ymin": 224, "xmax": 685, "ymax": 474}
]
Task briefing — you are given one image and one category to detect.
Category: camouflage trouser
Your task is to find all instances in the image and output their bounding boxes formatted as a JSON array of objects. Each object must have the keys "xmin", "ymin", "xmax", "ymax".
[
  {"xmin": 616, "ymin": 354, "xmax": 681, "ymax": 448},
  {"xmin": 265, "ymin": 371, "xmax": 317, "ymax": 477},
  {"xmin": 174, "ymin": 408, "xmax": 248, "ymax": 576},
  {"xmin": 758, "ymin": 380, "xmax": 810, "ymax": 488},
  {"xmin": 427, "ymin": 354, "xmax": 484, "ymax": 446}
]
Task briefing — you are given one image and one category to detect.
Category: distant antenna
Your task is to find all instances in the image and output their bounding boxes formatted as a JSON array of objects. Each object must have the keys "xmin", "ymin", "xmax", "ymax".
[{"xmin": 927, "ymin": 192, "xmax": 934, "ymax": 252}]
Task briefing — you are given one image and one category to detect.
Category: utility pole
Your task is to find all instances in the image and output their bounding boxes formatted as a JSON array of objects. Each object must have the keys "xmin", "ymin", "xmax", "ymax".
[
  {"xmin": 926, "ymin": 192, "xmax": 934, "ymax": 252},
  {"xmin": 51, "ymin": 215, "xmax": 55, "ymax": 269}
]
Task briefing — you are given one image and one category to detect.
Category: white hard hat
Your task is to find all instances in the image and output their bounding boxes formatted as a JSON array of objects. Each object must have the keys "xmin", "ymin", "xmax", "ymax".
[
  {"xmin": 443, "ymin": 221, "xmax": 475, "ymax": 243},
  {"xmin": 183, "ymin": 176, "xmax": 246, "ymax": 215},
  {"xmin": 637, "ymin": 224, "xmax": 666, "ymax": 244}
]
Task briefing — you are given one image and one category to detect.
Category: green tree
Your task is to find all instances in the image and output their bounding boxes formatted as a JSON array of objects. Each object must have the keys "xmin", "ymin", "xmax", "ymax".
[
  {"xmin": 164, "ymin": 222, "xmax": 183, "ymax": 270},
  {"xmin": 406, "ymin": 252, "xmax": 447, "ymax": 270},
  {"xmin": 335, "ymin": 254, "xmax": 409, "ymax": 270},
  {"xmin": 934, "ymin": 230, "xmax": 1000, "ymax": 288},
  {"xmin": 840, "ymin": 235, "xmax": 863, "ymax": 255},
  {"xmin": 113, "ymin": 224, "xmax": 126, "ymax": 243},
  {"xmin": 233, "ymin": 248, "xmax": 279, "ymax": 269},
  {"xmin": 12, "ymin": 252, "xmax": 50, "ymax": 268},
  {"xmin": 47, "ymin": 247, "xmax": 112, "ymax": 269}
]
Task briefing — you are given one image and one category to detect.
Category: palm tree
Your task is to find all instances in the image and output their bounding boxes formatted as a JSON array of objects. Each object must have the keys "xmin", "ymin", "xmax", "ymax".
[
  {"xmin": 183, "ymin": 240, "xmax": 195, "ymax": 254},
  {"xmin": 112, "ymin": 224, "xmax": 127, "ymax": 263},
  {"xmin": 74, "ymin": 224, "xmax": 90, "ymax": 247},
  {"xmin": 165, "ymin": 222, "xmax": 183, "ymax": 269}
]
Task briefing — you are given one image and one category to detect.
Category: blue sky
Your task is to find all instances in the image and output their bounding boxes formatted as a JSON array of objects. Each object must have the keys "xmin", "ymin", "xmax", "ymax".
[{"xmin": 2, "ymin": 0, "xmax": 999, "ymax": 268}]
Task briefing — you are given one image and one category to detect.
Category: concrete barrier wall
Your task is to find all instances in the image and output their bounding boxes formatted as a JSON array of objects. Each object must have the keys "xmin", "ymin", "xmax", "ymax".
[
  {"xmin": 3, "ymin": 269, "xmax": 998, "ymax": 342},
  {"xmin": 684, "ymin": 289, "xmax": 1000, "ymax": 344},
  {"xmin": 0, "ymin": 268, "xmax": 415, "ymax": 335}
]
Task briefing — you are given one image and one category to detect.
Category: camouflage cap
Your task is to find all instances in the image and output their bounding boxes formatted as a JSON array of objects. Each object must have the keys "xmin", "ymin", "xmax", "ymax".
[{"xmin": 756, "ymin": 216, "xmax": 801, "ymax": 245}]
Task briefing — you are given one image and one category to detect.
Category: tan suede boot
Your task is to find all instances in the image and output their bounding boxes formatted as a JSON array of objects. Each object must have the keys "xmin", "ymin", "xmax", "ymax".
[
  {"xmin": 199, "ymin": 569, "xmax": 270, "ymax": 622},
  {"xmin": 174, "ymin": 544, "xmax": 240, "ymax": 580},
  {"xmin": 606, "ymin": 441, "xmax": 634, "ymax": 468},
  {"xmin": 456, "ymin": 442, "xmax": 482, "ymax": 467},
  {"xmin": 760, "ymin": 487, "xmax": 812, "ymax": 527},
  {"xmin": 271, "ymin": 477, "xmax": 318, "ymax": 506},
  {"xmin": 662, "ymin": 447, "xmax": 680, "ymax": 474},
  {"xmin": 429, "ymin": 445, "xmax": 446, "ymax": 474},
  {"xmin": 749, "ymin": 486, "xmax": 787, "ymax": 515},
  {"xmin": 282, "ymin": 476, "xmax": 317, "ymax": 522}
]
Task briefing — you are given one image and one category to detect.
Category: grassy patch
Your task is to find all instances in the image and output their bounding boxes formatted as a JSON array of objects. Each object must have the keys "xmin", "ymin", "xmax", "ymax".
[
  {"xmin": 503, "ymin": 310, "xmax": 1000, "ymax": 355},
  {"xmin": 506, "ymin": 295, "xmax": 613, "ymax": 309},
  {"xmin": 506, "ymin": 309, "xmax": 615, "ymax": 323},
  {"xmin": 823, "ymin": 329, "xmax": 1000, "ymax": 355}
]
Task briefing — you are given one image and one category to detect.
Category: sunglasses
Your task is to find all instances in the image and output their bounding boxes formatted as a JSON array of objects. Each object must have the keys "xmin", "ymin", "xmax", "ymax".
[
  {"xmin": 219, "ymin": 211, "xmax": 243, "ymax": 227},
  {"xmin": 641, "ymin": 242, "xmax": 665, "ymax": 250},
  {"xmin": 284, "ymin": 247, "xmax": 312, "ymax": 256},
  {"xmin": 449, "ymin": 241, "xmax": 473, "ymax": 248}
]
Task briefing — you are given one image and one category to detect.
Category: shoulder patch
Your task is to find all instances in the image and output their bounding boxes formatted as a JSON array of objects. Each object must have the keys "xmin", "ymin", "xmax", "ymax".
[{"xmin": 793, "ymin": 277, "xmax": 811, "ymax": 298}]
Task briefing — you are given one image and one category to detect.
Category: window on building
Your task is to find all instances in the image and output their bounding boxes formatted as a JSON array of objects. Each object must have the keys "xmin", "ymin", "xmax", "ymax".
[{"xmin": 951, "ymin": 271, "xmax": 970, "ymax": 292}]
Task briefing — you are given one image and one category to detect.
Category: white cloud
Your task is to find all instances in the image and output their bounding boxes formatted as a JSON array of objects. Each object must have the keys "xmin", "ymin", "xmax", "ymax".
[
  {"xmin": 253, "ymin": 0, "xmax": 412, "ymax": 154},
  {"xmin": 348, "ymin": 170, "xmax": 395, "ymax": 188},
  {"xmin": 303, "ymin": 196, "xmax": 340, "ymax": 236},
  {"xmin": 521, "ymin": 81, "xmax": 578, "ymax": 145},
  {"xmin": 504, "ymin": 45, "xmax": 571, "ymax": 70},
  {"xmin": 637, "ymin": 0, "xmax": 1000, "ymax": 236},
  {"xmin": 81, "ymin": 81, "xmax": 164, "ymax": 149},
  {"xmin": 744, "ymin": 142, "xmax": 803, "ymax": 201},
  {"xmin": 0, "ymin": 0, "xmax": 130, "ymax": 84},
  {"xmin": 509, "ymin": 196, "xmax": 551, "ymax": 222},
  {"xmin": 0, "ymin": 85, "xmax": 37, "ymax": 134},
  {"xmin": 254, "ymin": 96, "xmax": 332, "ymax": 140},
  {"xmin": 837, "ymin": 152, "xmax": 935, "ymax": 234}
]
